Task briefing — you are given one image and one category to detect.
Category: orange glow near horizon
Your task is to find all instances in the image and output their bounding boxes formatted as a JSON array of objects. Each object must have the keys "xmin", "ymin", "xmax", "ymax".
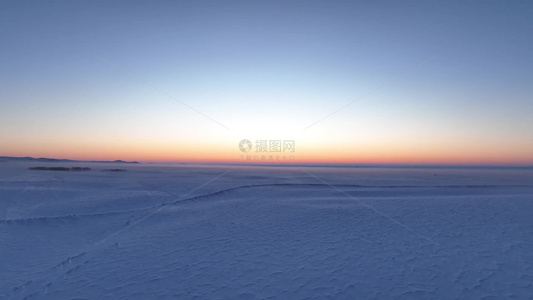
[{"xmin": 2, "ymin": 138, "xmax": 532, "ymax": 165}]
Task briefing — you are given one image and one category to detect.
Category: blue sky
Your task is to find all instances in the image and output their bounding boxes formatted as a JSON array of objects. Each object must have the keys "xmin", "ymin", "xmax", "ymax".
[{"xmin": 1, "ymin": 1, "xmax": 532, "ymax": 163}]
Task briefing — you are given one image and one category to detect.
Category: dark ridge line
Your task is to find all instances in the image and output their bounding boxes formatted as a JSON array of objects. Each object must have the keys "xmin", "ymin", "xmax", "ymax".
[
  {"xmin": 158, "ymin": 183, "xmax": 533, "ymax": 208},
  {"xmin": 181, "ymin": 162, "xmax": 533, "ymax": 169},
  {"xmin": 2, "ymin": 183, "xmax": 530, "ymax": 224},
  {"xmin": 0, "ymin": 210, "xmax": 136, "ymax": 225},
  {"xmin": 0, "ymin": 156, "xmax": 139, "ymax": 164}
]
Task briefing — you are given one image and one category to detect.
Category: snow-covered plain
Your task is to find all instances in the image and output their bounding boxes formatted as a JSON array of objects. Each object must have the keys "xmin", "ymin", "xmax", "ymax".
[{"xmin": 1, "ymin": 162, "xmax": 533, "ymax": 299}]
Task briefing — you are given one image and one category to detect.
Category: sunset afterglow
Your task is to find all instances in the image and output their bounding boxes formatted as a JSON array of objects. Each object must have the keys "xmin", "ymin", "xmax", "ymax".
[{"xmin": 1, "ymin": 1, "xmax": 532, "ymax": 165}]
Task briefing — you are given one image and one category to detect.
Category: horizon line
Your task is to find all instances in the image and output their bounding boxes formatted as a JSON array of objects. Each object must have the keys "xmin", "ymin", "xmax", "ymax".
[{"xmin": 2, "ymin": 155, "xmax": 532, "ymax": 169}]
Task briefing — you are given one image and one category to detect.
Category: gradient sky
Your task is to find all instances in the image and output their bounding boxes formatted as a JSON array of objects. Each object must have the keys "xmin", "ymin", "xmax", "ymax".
[{"xmin": 1, "ymin": 1, "xmax": 532, "ymax": 164}]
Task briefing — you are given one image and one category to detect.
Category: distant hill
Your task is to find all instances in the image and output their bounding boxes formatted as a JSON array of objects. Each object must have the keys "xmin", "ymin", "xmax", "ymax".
[{"xmin": 0, "ymin": 156, "xmax": 139, "ymax": 164}]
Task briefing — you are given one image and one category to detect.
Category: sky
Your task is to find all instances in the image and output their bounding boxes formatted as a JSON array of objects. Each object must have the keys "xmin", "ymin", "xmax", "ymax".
[{"xmin": 1, "ymin": 0, "xmax": 532, "ymax": 165}]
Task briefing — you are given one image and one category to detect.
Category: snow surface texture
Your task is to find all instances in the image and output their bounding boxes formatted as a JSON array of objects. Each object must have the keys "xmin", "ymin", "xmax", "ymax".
[{"xmin": 1, "ymin": 162, "xmax": 533, "ymax": 299}]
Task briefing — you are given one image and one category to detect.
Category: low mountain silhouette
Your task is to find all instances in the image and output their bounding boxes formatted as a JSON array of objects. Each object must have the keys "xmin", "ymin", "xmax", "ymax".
[{"xmin": 0, "ymin": 156, "xmax": 139, "ymax": 164}]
